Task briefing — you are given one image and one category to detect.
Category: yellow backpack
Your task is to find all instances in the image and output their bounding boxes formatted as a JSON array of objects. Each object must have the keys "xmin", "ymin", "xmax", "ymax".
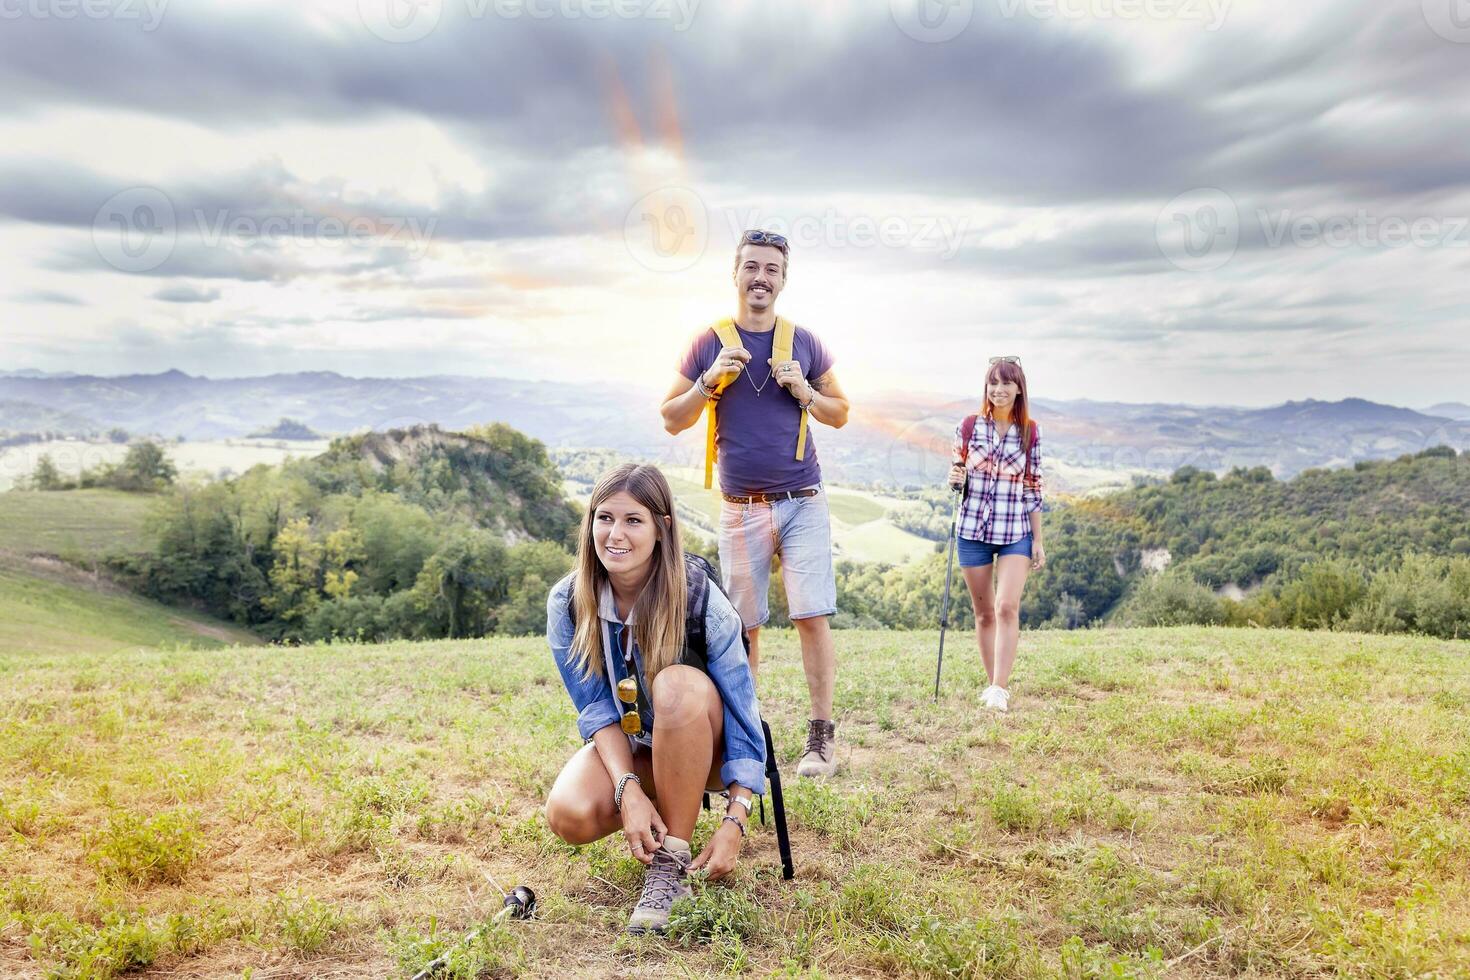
[{"xmin": 702, "ymin": 317, "xmax": 810, "ymax": 489}]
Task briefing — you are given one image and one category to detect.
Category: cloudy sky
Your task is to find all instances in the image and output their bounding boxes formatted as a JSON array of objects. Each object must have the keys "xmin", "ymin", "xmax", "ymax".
[{"xmin": 3, "ymin": 0, "xmax": 1468, "ymax": 406}]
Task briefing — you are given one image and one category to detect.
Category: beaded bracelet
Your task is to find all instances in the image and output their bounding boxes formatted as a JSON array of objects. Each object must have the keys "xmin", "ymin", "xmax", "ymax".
[
  {"xmin": 614, "ymin": 772, "xmax": 640, "ymax": 812},
  {"xmin": 721, "ymin": 814, "xmax": 746, "ymax": 837}
]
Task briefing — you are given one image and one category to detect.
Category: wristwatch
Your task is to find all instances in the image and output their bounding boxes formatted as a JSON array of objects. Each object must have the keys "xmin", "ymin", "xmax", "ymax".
[{"xmin": 728, "ymin": 794, "xmax": 753, "ymax": 816}]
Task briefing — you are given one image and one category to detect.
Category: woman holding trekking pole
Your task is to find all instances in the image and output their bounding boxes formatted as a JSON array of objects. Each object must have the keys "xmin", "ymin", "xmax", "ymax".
[
  {"xmin": 543, "ymin": 463, "xmax": 765, "ymax": 935},
  {"xmin": 946, "ymin": 356, "xmax": 1046, "ymax": 713}
]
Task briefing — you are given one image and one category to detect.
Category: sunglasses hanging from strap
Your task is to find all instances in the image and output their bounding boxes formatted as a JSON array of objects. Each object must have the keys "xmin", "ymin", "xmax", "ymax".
[{"xmin": 607, "ymin": 622, "xmax": 651, "ymax": 737}]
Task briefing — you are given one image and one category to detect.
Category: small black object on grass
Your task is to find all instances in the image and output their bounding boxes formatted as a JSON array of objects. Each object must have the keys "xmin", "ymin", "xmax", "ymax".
[{"xmin": 409, "ymin": 886, "xmax": 537, "ymax": 979}]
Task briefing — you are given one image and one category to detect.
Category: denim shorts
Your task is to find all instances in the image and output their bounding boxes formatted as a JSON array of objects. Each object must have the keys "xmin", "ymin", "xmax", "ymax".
[
  {"xmin": 957, "ymin": 534, "xmax": 1033, "ymax": 568},
  {"xmin": 718, "ymin": 485, "xmax": 838, "ymax": 627}
]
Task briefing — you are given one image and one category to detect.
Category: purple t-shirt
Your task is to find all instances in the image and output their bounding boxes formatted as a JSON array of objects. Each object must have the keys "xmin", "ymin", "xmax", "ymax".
[{"xmin": 678, "ymin": 322, "xmax": 835, "ymax": 494}]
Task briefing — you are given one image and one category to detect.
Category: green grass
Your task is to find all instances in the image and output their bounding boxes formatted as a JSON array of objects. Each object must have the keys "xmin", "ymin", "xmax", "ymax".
[
  {"xmin": 0, "ymin": 489, "xmax": 155, "ymax": 561},
  {"xmin": 824, "ymin": 489, "xmax": 885, "ymax": 526},
  {"xmin": 0, "ymin": 556, "xmax": 258, "ymax": 655},
  {"xmin": 3, "ymin": 626, "xmax": 1469, "ymax": 977}
]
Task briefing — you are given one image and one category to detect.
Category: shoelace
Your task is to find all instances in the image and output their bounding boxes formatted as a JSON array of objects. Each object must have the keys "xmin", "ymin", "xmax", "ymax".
[
  {"xmin": 637, "ymin": 851, "xmax": 687, "ymax": 909},
  {"xmin": 803, "ymin": 723, "xmax": 830, "ymax": 758}
]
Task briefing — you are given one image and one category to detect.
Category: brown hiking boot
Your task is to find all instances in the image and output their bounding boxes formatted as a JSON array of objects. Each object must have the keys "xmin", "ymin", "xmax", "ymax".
[{"xmin": 796, "ymin": 719, "xmax": 837, "ymax": 778}]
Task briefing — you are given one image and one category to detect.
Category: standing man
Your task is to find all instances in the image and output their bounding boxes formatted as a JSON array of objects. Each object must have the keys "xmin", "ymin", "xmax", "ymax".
[{"xmin": 660, "ymin": 230, "xmax": 850, "ymax": 778}]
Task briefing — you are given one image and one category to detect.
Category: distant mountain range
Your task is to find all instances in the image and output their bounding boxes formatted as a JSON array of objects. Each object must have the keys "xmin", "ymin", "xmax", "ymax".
[
  {"xmin": 1425, "ymin": 402, "xmax": 1470, "ymax": 421},
  {"xmin": 1, "ymin": 370, "xmax": 1466, "ymax": 489}
]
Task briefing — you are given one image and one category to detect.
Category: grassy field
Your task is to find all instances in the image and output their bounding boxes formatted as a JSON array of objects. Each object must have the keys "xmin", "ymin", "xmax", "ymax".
[
  {"xmin": 0, "ymin": 554, "xmax": 258, "ymax": 656},
  {"xmin": 661, "ymin": 470, "xmax": 933, "ymax": 566},
  {"xmin": 0, "ymin": 489, "xmax": 257, "ymax": 655},
  {"xmin": 3, "ymin": 626, "xmax": 1469, "ymax": 978},
  {"xmin": 0, "ymin": 490, "xmax": 156, "ymax": 562}
]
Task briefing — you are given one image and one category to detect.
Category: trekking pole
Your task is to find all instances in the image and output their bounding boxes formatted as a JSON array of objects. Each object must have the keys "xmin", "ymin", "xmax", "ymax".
[
  {"xmin": 933, "ymin": 477, "xmax": 966, "ymax": 702},
  {"xmin": 410, "ymin": 885, "xmax": 536, "ymax": 980}
]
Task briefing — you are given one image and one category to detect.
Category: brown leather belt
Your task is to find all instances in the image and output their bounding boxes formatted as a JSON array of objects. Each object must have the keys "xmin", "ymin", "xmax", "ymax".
[{"xmin": 721, "ymin": 488, "xmax": 821, "ymax": 504}]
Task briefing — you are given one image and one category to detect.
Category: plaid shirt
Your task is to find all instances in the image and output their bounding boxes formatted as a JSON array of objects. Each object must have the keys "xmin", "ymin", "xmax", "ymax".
[{"xmin": 952, "ymin": 416, "xmax": 1044, "ymax": 545}]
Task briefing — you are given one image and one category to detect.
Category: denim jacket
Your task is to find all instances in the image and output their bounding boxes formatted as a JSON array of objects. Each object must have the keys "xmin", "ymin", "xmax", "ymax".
[{"xmin": 546, "ymin": 573, "xmax": 767, "ymax": 795}]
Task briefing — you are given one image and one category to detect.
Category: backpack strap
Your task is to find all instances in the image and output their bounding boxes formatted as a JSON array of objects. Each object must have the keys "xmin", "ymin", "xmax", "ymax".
[
  {"xmin": 703, "ymin": 318, "xmax": 741, "ymax": 489},
  {"xmin": 1022, "ymin": 419, "xmax": 1038, "ymax": 487},
  {"xmin": 682, "ymin": 553, "xmax": 712, "ymax": 672},
  {"xmin": 773, "ymin": 317, "xmax": 808, "ymax": 462}
]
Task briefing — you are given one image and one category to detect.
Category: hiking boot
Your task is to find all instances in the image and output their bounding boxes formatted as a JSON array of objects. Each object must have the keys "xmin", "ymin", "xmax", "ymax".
[
  {"xmin": 625, "ymin": 836, "xmax": 692, "ymax": 935},
  {"xmin": 797, "ymin": 719, "xmax": 838, "ymax": 778}
]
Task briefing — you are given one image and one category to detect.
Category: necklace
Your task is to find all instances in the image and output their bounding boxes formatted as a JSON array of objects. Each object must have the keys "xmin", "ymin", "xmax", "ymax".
[
  {"xmin": 735, "ymin": 321, "xmax": 775, "ymax": 396},
  {"xmin": 746, "ymin": 364, "xmax": 774, "ymax": 397}
]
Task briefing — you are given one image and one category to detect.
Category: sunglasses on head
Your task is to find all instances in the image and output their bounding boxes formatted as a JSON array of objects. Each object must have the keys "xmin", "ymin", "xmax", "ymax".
[
  {"xmin": 989, "ymin": 356, "xmax": 1021, "ymax": 365},
  {"xmin": 741, "ymin": 229, "xmax": 789, "ymax": 252}
]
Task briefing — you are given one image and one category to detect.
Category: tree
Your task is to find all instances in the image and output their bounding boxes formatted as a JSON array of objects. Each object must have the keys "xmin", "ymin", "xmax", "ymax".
[
  {"xmin": 112, "ymin": 441, "xmax": 178, "ymax": 491},
  {"xmin": 412, "ymin": 531, "xmax": 507, "ymax": 639},
  {"xmin": 29, "ymin": 454, "xmax": 67, "ymax": 491},
  {"xmin": 264, "ymin": 517, "xmax": 324, "ymax": 627},
  {"xmin": 323, "ymin": 526, "xmax": 366, "ymax": 600},
  {"xmin": 493, "ymin": 540, "xmax": 574, "ymax": 635}
]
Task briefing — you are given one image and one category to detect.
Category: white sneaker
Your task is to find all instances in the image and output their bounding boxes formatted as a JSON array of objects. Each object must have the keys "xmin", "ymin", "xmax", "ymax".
[
  {"xmin": 979, "ymin": 684, "xmax": 999, "ymax": 707},
  {"xmin": 982, "ymin": 686, "xmax": 1010, "ymax": 712}
]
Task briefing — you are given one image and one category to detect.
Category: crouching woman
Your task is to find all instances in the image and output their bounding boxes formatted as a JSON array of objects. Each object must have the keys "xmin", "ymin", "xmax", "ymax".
[{"xmin": 543, "ymin": 463, "xmax": 765, "ymax": 934}]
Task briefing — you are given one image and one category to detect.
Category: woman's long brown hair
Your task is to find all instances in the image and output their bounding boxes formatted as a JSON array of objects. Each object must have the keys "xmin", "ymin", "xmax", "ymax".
[
  {"xmin": 982, "ymin": 359, "xmax": 1037, "ymax": 487},
  {"xmin": 569, "ymin": 463, "xmax": 687, "ymax": 689}
]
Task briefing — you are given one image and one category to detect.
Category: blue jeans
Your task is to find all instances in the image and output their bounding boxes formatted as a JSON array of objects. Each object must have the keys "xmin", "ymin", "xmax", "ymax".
[
  {"xmin": 957, "ymin": 534, "xmax": 1033, "ymax": 568},
  {"xmin": 718, "ymin": 486, "xmax": 838, "ymax": 627}
]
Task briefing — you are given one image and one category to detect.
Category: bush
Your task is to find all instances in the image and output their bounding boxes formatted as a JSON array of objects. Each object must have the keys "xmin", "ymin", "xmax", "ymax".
[
  {"xmin": 1113, "ymin": 572, "xmax": 1226, "ymax": 627},
  {"xmin": 1277, "ymin": 559, "xmax": 1367, "ymax": 630},
  {"xmin": 86, "ymin": 809, "xmax": 203, "ymax": 886},
  {"xmin": 1346, "ymin": 555, "xmax": 1470, "ymax": 640},
  {"xmin": 667, "ymin": 883, "xmax": 762, "ymax": 945}
]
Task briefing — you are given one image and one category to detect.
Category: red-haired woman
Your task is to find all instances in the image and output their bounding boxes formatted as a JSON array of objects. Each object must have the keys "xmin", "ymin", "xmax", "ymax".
[{"xmin": 946, "ymin": 357, "xmax": 1046, "ymax": 712}]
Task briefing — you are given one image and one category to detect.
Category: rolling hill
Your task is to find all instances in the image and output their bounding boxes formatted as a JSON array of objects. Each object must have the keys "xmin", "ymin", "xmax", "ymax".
[
  {"xmin": 4, "ymin": 370, "xmax": 1468, "ymax": 489},
  {"xmin": 0, "ymin": 489, "xmax": 260, "ymax": 653}
]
